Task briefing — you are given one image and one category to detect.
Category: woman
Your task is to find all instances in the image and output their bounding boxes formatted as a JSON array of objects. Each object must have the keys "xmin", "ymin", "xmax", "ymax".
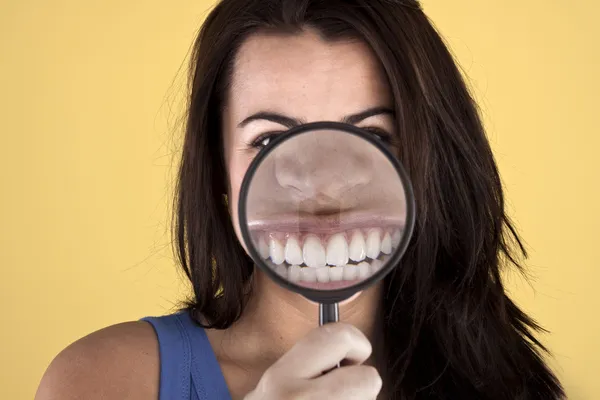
[{"xmin": 36, "ymin": 0, "xmax": 565, "ymax": 399}]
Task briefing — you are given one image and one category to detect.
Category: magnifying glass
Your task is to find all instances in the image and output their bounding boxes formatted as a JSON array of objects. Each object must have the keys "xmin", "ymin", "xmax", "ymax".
[{"xmin": 239, "ymin": 121, "xmax": 415, "ymax": 327}]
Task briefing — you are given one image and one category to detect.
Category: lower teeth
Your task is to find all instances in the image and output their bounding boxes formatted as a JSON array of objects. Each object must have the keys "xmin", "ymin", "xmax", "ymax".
[{"xmin": 268, "ymin": 254, "xmax": 388, "ymax": 283}]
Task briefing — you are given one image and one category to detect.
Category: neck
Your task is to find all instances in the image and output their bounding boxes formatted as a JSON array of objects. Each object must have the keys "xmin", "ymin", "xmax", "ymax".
[{"xmin": 214, "ymin": 269, "xmax": 384, "ymax": 368}]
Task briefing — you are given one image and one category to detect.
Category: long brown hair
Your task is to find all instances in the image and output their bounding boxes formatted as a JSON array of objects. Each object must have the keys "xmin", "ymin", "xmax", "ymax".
[{"xmin": 174, "ymin": 0, "xmax": 564, "ymax": 398}]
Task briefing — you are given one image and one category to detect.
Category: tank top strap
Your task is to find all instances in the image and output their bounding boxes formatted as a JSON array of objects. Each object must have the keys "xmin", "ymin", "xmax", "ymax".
[
  {"xmin": 141, "ymin": 311, "xmax": 232, "ymax": 400},
  {"xmin": 142, "ymin": 312, "xmax": 193, "ymax": 399},
  {"xmin": 177, "ymin": 311, "xmax": 232, "ymax": 399}
]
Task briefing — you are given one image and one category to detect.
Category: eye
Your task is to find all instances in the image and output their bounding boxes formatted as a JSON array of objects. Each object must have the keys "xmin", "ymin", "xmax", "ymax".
[
  {"xmin": 250, "ymin": 131, "xmax": 285, "ymax": 149},
  {"xmin": 362, "ymin": 127, "xmax": 393, "ymax": 144}
]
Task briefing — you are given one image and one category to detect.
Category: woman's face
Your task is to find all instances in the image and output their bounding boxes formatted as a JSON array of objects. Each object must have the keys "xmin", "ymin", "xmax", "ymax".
[{"xmin": 223, "ymin": 29, "xmax": 403, "ymax": 288}]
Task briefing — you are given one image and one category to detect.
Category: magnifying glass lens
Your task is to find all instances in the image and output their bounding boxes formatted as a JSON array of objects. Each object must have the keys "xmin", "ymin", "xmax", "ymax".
[{"xmin": 240, "ymin": 123, "xmax": 414, "ymax": 303}]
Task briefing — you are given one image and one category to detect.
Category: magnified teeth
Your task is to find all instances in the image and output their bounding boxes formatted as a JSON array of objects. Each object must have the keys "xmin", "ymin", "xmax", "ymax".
[
  {"xmin": 391, "ymin": 229, "xmax": 402, "ymax": 248},
  {"xmin": 381, "ymin": 232, "xmax": 392, "ymax": 255},
  {"xmin": 366, "ymin": 229, "xmax": 381, "ymax": 259},
  {"xmin": 300, "ymin": 267, "xmax": 317, "ymax": 282},
  {"xmin": 349, "ymin": 230, "xmax": 366, "ymax": 262},
  {"xmin": 288, "ymin": 265, "xmax": 301, "ymax": 282},
  {"xmin": 303, "ymin": 235, "xmax": 326, "ymax": 268},
  {"xmin": 285, "ymin": 237, "xmax": 304, "ymax": 265},
  {"xmin": 316, "ymin": 267, "xmax": 330, "ymax": 283},
  {"xmin": 329, "ymin": 266, "xmax": 344, "ymax": 281},
  {"xmin": 259, "ymin": 225, "xmax": 404, "ymax": 283},
  {"xmin": 326, "ymin": 233, "xmax": 349, "ymax": 266},
  {"xmin": 371, "ymin": 259, "xmax": 383, "ymax": 274},
  {"xmin": 283, "ymin": 257, "xmax": 389, "ymax": 283},
  {"xmin": 275, "ymin": 264, "xmax": 287, "ymax": 278},
  {"xmin": 343, "ymin": 264, "xmax": 358, "ymax": 280},
  {"xmin": 269, "ymin": 238, "xmax": 285, "ymax": 265},
  {"xmin": 258, "ymin": 237, "xmax": 269, "ymax": 259},
  {"xmin": 357, "ymin": 262, "xmax": 370, "ymax": 279}
]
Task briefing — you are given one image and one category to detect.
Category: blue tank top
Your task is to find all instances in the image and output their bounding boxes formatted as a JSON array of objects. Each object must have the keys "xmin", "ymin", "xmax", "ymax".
[{"xmin": 141, "ymin": 311, "xmax": 232, "ymax": 400}]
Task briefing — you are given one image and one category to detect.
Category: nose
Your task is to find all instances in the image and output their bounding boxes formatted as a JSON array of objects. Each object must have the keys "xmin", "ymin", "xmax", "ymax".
[{"xmin": 274, "ymin": 130, "xmax": 372, "ymax": 205}]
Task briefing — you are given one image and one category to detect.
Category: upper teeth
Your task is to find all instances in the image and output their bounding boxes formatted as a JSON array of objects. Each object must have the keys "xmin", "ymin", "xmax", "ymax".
[
  {"xmin": 261, "ymin": 228, "xmax": 402, "ymax": 267},
  {"xmin": 284, "ymin": 237, "xmax": 303, "ymax": 265},
  {"xmin": 381, "ymin": 232, "xmax": 392, "ymax": 255},
  {"xmin": 269, "ymin": 238, "xmax": 285, "ymax": 265},
  {"xmin": 326, "ymin": 233, "xmax": 349, "ymax": 266},
  {"xmin": 349, "ymin": 230, "xmax": 366, "ymax": 262},
  {"xmin": 303, "ymin": 235, "xmax": 326, "ymax": 268},
  {"xmin": 365, "ymin": 229, "xmax": 381, "ymax": 259}
]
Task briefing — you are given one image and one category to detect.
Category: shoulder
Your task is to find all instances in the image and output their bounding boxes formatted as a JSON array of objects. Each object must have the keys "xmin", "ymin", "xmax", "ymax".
[{"xmin": 35, "ymin": 321, "xmax": 159, "ymax": 400}]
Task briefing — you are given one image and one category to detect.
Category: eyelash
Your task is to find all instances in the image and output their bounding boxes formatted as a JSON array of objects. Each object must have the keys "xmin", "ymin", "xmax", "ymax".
[
  {"xmin": 249, "ymin": 127, "xmax": 392, "ymax": 149},
  {"xmin": 362, "ymin": 127, "xmax": 393, "ymax": 144},
  {"xmin": 249, "ymin": 131, "xmax": 285, "ymax": 149}
]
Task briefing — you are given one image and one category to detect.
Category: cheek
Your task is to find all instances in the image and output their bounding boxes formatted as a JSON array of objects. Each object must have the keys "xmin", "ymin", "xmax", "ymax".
[
  {"xmin": 228, "ymin": 153, "xmax": 252, "ymax": 209},
  {"xmin": 227, "ymin": 152, "xmax": 254, "ymax": 251}
]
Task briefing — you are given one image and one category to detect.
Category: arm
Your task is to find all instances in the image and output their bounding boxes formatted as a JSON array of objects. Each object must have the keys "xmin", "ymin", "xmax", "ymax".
[{"xmin": 35, "ymin": 321, "xmax": 159, "ymax": 400}]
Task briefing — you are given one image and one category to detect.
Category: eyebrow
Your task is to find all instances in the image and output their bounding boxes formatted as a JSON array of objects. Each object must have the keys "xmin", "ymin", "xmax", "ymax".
[{"xmin": 237, "ymin": 106, "xmax": 394, "ymax": 128}]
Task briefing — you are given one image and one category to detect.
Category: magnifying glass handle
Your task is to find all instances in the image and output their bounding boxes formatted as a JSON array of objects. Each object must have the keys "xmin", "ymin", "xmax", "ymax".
[
  {"xmin": 319, "ymin": 302, "xmax": 341, "ymax": 369},
  {"xmin": 319, "ymin": 302, "xmax": 339, "ymax": 325}
]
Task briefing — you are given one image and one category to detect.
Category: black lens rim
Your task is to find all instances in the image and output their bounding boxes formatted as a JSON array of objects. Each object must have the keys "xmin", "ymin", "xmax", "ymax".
[{"xmin": 238, "ymin": 121, "xmax": 416, "ymax": 304}]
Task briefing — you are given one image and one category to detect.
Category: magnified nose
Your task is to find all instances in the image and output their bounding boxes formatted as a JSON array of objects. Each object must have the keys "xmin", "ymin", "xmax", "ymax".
[{"xmin": 274, "ymin": 129, "xmax": 372, "ymax": 202}]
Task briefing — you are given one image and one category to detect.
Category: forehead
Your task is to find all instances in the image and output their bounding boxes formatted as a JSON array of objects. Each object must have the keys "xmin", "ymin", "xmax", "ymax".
[{"xmin": 228, "ymin": 29, "xmax": 392, "ymax": 120}]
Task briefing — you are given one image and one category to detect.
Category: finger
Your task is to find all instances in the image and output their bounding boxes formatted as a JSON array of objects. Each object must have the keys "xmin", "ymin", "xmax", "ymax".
[
  {"xmin": 311, "ymin": 364, "xmax": 383, "ymax": 399},
  {"xmin": 272, "ymin": 322, "xmax": 372, "ymax": 379}
]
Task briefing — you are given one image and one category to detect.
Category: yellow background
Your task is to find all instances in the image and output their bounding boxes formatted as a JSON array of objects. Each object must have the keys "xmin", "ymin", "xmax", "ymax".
[{"xmin": 1, "ymin": 1, "xmax": 597, "ymax": 398}]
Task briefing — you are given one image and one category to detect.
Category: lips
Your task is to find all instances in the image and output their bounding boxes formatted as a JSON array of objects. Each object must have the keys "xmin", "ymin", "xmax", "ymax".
[{"xmin": 248, "ymin": 213, "xmax": 404, "ymax": 234}]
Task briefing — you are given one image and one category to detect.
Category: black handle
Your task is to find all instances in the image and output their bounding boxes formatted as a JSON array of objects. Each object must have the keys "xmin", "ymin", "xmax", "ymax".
[
  {"xmin": 319, "ymin": 302, "xmax": 341, "ymax": 370},
  {"xmin": 319, "ymin": 302, "xmax": 339, "ymax": 325}
]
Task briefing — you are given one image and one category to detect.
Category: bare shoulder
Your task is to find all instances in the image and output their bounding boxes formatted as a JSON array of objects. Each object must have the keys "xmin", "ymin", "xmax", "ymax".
[{"xmin": 35, "ymin": 321, "xmax": 159, "ymax": 400}]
